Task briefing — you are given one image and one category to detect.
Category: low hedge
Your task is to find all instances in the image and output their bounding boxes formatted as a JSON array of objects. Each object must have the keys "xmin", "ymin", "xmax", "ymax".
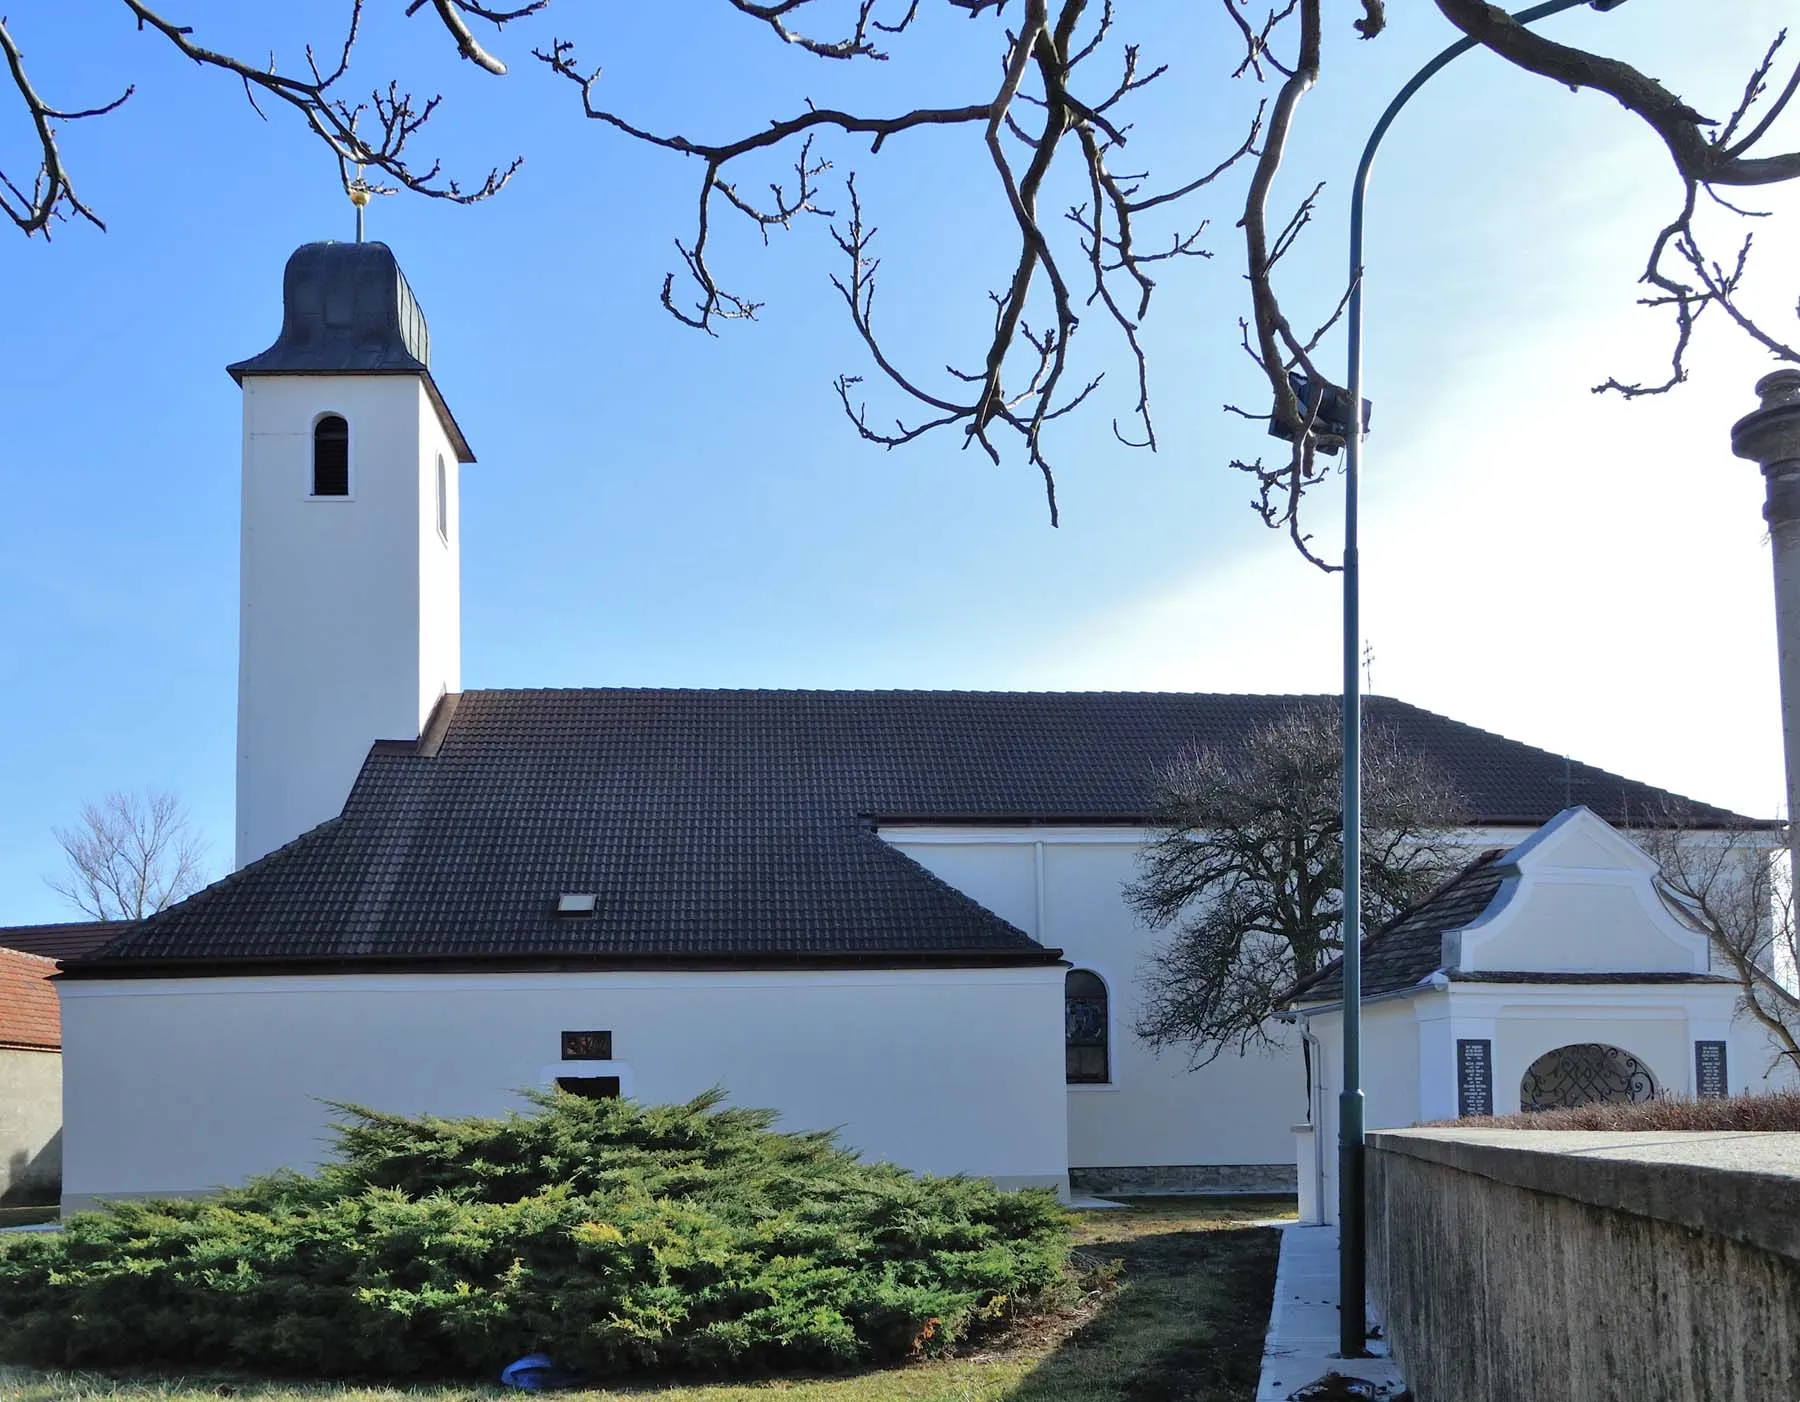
[
  {"xmin": 1431, "ymin": 1087, "xmax": 1800, "ymax": 1132},
  {"xmin": 0, "ymin": 1090, "xmax": 1069, "ymax": 1382}
]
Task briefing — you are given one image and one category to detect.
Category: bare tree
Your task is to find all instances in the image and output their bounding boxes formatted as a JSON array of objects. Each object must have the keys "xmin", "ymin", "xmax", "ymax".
[
  {"xmin": 7, "ymin": 4, "xmax": 1799, "ymax": 541},
  {"xmin": 47, "ymin": 790, "xmax": 209, "ymax": 922},
  {"xmin": 1633, "ymin": 815, "xmax": 1800, "ymax": 1073},
  {"xmin": 1127, "ymin": 703, "xmax": 1467, "ymax": 1066}
]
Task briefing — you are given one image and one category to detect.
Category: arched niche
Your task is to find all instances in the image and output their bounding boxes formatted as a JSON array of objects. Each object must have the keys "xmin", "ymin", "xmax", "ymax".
[{"xmin": 1519, "ymin": 1042, "xmax": 1657, "ymax": 1113}]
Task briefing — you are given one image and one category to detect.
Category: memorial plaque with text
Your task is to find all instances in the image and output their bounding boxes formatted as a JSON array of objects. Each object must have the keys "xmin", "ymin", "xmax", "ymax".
[
  {"xmin": 1457, "ymin": 1039, "xmax": 1494, "ymax": 1117},
  {"xmin": 561, "ymin": 1030, "xmax": 613, "ymax": 1061},
  {"xmin": 1695, "ymin": 1040, "xmax": 1728, "ymax": 1099}
]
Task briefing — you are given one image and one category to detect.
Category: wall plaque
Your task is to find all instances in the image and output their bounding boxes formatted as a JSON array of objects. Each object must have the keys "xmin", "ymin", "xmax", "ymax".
[
  {"xmin": 561, "ymin": 1030, "xmax": 612, "ymax": 1061},
  {"xmin": 1694, "ymin": 1040, "xmax": 1728, "ymax": 1100},
  {"xmin": 1457, "ymin": 1038, "xmax": 1494, "ymax": 1118}
]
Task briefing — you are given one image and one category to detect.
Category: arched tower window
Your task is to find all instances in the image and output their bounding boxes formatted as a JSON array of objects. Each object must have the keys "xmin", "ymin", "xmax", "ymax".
[
  {"xmin": 435, "ymin": 453, "xmax": 448, "ymax": 541},
  {"xmin": 1065, "ymin": 969, "xmax": 1109, "ymax": 1084},
  {"xmin": 312, "ymin": 415, "xmax": 349, "ymax": 497}
]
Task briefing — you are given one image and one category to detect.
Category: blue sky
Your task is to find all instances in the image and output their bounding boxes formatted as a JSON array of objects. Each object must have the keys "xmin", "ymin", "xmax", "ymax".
[{"xmin": 2, "ymin": 1, "xmax": 1796, "ymax": 921}]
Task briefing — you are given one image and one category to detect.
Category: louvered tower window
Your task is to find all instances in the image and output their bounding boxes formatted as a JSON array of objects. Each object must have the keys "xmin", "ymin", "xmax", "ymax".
[
  {"xmin": 435, "ymin": 453, "xmax": 448, "ymax": 540},
  {"xmin": 312, "ymin": 415, "xmax": 349, "ymax": 497}
]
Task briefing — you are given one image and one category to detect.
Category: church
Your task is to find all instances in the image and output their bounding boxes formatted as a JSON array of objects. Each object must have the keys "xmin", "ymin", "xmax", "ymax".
[{"xmin": 49, "ymin": 240, "xmax": 1770, "ymax": 1211}]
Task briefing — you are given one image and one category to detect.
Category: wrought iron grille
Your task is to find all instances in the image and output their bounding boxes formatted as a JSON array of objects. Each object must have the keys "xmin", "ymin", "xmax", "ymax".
[{"xmin": 1519, "ymin": 1043, "xmax": 1656, "ymax": 1112}]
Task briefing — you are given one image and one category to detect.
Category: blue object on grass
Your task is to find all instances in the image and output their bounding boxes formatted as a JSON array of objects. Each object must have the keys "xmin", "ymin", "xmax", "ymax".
[{"xmin": 499, "ymin": 1353, "xmax": 583, "ymax": 1391}]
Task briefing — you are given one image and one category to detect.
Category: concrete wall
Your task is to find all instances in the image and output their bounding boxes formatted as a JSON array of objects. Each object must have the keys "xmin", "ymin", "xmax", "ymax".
[
  {"xmin": 237, "ymin": 374, "xmax": 460, "ymax": 867},
  {"xmin": 889, "ymin": 826, "xmax": 1304, "ymax": 1182},
  {"xmin": 0, "ymin": 1047, "xmax": 61, "ymax": 1206},
  {"xmin": 58, "ymin": 966, "xmax": 1067, "ymax": 1209},
  {"xmin": 1367, "ymin": 1128, "xmax": 1800, "ymax": 1402}
]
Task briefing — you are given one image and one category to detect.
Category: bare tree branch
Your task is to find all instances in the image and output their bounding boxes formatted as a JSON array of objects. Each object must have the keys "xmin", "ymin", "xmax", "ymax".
[
  {"xmin": 0, "ymin": 1, "xmax": 532, "ymax": 238},
  {"xmin": 46, "ymin": 790, "xmax": 210, "ymax": 922},
  {"xmin": 9, "ymin": 2, "xmax": 1800, "ymax": 544},
  {"xmin": 1129, "ymin": 703, "xmax": 1468, "ymax": 1067},
  {"xmin": 1221, "ymin": 0, "xmax": 1800, "ymax": 561},
  {"xmin": 536, "ymin": 0, "xmax": 1258, "ymax": 523},
  {"xmin": 1633, "ymin": 813, "xmax": 1800, "ymax": 1074}
]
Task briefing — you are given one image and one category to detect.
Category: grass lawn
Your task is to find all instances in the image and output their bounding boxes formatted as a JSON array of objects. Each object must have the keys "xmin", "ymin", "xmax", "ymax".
[{"xmin": 0, "ymin": 1196, "xmax": 1288, "ymax": 1402}]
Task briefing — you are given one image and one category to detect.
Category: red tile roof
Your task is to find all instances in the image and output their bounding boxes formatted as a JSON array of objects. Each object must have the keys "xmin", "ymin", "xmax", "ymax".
[{"xmin": 0, "ymin": 946, "xmax": 60, "ymax": 1051}]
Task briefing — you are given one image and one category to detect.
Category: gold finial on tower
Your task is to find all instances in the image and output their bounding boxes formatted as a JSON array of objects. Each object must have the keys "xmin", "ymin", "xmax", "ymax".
[{"xmin": 347, "ymin": 165, "xmax": 373, "ymax": 243}]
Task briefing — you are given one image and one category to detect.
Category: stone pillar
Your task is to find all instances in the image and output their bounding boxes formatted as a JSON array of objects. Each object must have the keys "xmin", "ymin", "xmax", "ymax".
[{"xmin": 1731, "ymin": 370, "xmax": 1800, "ymax": 871}]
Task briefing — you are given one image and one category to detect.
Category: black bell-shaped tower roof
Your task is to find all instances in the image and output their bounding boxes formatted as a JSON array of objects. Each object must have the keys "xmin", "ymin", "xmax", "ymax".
[{"xmin": 227, "ymin": 241, "xmax": 473, "ymax": 462}]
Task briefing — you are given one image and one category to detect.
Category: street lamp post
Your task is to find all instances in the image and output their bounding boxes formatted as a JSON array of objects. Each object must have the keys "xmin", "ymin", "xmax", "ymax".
[
  {"xmin": 1329, "ymin": 0, "xmax": 1621, "ymax": 1358},
  {"xmin": 1730, "ymin": 370, "xmax": 1800, "ymax": 887}
]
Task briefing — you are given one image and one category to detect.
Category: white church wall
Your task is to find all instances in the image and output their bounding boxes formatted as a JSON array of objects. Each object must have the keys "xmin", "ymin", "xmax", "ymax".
[
  {"xmin": 237, "ymin": 375, "xmax": 457, "ymax": 868},
  {"xmin": 414, "ymin": 390, "xmax": 461, "ymax": 730},
  {"xmin": 57, "ymin": 966, "xmax": 1066, "ymax": 1210},
  {"xmin": 888, "ymin": 826, "xmax": 1306, "ymax": 1178}
]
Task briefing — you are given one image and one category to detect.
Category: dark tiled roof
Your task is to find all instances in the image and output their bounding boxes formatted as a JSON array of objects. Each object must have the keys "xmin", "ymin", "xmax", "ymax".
[
  {"xmin": 1289, "ymin": 850, "xmax": 1511, "ymax": 1003},
  {"xmin": 0, "ymin": 920, "xmax": 136, "ymax": 962},
  {"xmin": 0, "ymin": 946, "xmax": 60, "ymax": 1050},
  {"xmin": 69, "ymin": 690, "xmax": 1753, "ymax": 974}
]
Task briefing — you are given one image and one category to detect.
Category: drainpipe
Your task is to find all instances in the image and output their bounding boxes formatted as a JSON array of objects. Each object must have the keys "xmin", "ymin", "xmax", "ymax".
[{"xmin": 1731, "ymin": 369, "xmax": 1800, "ymax": 882}]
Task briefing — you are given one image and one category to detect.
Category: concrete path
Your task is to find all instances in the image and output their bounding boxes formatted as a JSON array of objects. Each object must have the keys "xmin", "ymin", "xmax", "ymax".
[{"xmin": 1256, "ymin": 1224, "xmax": 1407, "ymax": 1401}]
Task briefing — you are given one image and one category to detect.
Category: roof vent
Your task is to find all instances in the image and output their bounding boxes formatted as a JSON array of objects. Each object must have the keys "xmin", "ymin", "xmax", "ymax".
[{"xmin": 556, "ymin": 892, "xmax": 598, "ymax": 916}]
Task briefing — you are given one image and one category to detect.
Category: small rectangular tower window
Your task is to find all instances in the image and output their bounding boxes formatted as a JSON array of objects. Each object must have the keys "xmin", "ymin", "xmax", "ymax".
[
  {"xmin": 435, "ymin": 453, "xmax": 449, "ymax": 541},
  {"xmin": 312, "ymin": 415, "xmax": 349, "ymax": 497}
]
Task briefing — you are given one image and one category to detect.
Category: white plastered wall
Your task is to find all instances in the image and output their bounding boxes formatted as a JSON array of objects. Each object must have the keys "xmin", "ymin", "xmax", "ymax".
[
  {"xmin": 236, "ymin": 375, "xmax": 461, "ymax": 869},
  {"xmin": 887, "ymin": 826, "xmax": 1306, "ymax": 1173},
  {"xmin": 1451, "ymin": 811, "xmax": 1714, "ymax": 977},
  {"xmin": 415, "ymin": 388, "xmax": 460, "ymax": 730},
  {"xmin": 57, "ymin": 966, "xmax": 1066, "ymax": 1209}
]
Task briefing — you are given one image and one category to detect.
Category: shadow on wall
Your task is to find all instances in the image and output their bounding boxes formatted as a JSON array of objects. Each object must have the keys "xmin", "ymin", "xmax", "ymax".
[{"xmin": 1, "ymin": 1130, "xmax": 62, "ymax": 1209}]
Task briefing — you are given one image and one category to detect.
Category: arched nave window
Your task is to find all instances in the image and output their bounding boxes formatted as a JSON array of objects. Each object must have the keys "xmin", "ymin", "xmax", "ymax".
[{"xmin": 1065, "ymin": 969, "xmax": 1109, "ymax": 1084}]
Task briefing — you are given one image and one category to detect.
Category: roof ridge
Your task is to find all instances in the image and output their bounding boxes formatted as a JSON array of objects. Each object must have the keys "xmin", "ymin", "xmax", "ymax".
[
  {"xmin": 457, "ymin": 686, "xmax": 1348, "ymax": 700},
  {"xmin": 1365, "ymin": 697, "xmax": 1759, "ymax": 826},
  {"xmin": 69, "ymin": 815, "xmax": 350, "ymax": 966}
]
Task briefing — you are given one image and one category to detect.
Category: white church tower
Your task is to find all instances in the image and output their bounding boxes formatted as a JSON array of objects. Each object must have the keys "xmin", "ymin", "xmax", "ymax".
[{"xmin": 227, "ymin": 242, "xmax": 473, "ymax": 868}]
